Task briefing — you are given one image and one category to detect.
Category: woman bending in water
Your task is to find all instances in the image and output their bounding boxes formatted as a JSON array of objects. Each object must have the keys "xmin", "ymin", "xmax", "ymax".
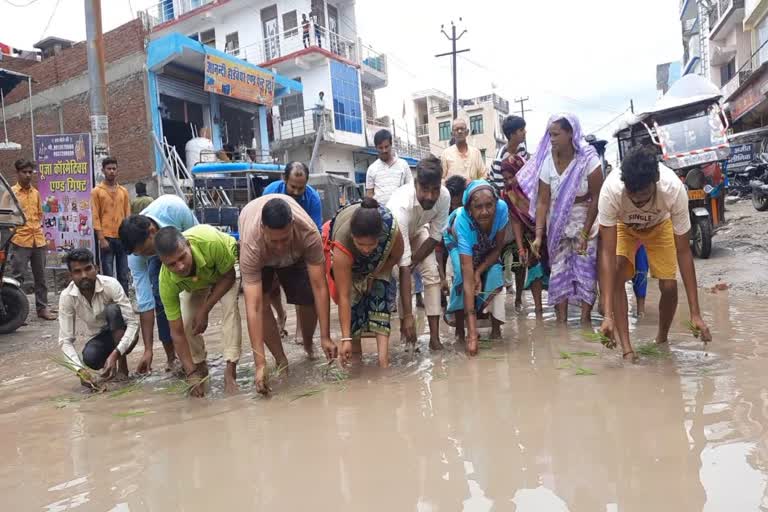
[
  {"xmin": 517, "ymin": 113, "xmax": 603, "ymax": 324},
  {"xmin": 323, "ymin": 198, "xmax": 404, "ymax": 367},
  {"xmin": 444, "ymin": 180, "xmax": 509, "ymax": 355}
]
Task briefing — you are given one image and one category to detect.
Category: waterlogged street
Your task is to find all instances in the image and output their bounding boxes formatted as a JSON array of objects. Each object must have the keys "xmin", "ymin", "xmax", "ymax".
[{"xmin": 1, "ymin": 276, "xmax": 767, "ymax": 511}]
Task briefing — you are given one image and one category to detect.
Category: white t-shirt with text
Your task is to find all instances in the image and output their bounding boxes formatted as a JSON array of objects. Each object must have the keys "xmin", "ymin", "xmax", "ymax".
[{"xmin": 598, "ymin": 163, "xmax": 691, "ymax": 235}]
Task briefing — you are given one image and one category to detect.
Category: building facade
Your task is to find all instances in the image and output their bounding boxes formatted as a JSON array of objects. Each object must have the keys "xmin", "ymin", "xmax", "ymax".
[
  {"xmin": 143, "ymin": 0, "xmax": 408, "ymax": 181},
  {"xmin": 413, "ymin": 89, "xmax": 509, "ymax": 167}
]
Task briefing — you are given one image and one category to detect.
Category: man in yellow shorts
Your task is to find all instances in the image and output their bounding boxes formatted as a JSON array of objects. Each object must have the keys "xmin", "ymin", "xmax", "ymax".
[{"xmin": 597, "ymin": 145, "xmax": 711, "ymax": 361}]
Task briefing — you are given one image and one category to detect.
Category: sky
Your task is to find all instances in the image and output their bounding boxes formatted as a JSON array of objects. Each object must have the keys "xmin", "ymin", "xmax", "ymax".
[{"xmin": 0, "ymin": 0, "xmax": 683, "ymax": 162}]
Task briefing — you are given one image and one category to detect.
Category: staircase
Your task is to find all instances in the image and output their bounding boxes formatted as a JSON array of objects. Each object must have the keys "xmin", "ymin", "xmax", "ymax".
[{"xmin": 152, "ymin": 134, "xmax": 231, "ymax": 207}]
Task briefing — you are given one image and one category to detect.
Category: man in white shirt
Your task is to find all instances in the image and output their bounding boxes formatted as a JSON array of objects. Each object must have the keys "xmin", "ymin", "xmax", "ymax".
[
  {"xmin": 366, "ymin": 129, "xmax": 413, "ymax": 204},
  {"xmin": 58, "ymin": 248, "xmax": 139, "ymax": 387},
  {"xmin": 388, "ymin": 155, "xmax": 450, "ymax": 351},
  {"xmin": 598, "ymin": 145, "xmax": 711, "ymax": 361}
]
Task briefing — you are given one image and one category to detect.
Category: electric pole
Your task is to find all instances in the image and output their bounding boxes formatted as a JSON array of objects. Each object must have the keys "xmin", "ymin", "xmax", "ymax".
[
  {"xmin": 514, "ymin": 96, "xmax": 532, "ymax": 120},
  {"xmin": 436, "ymin": 20, "xmax": 470, "ymax": 120},
  {"xmin": 514, "ymin": 96, "xmax": 532, "ymax": 148},
  {"xmin": 630, "ymin": 99, "xmax": 635, "ymax": 114},
  {"xmin": 85, "ymin": 0, "xmax": 109, "ymax": 181}
]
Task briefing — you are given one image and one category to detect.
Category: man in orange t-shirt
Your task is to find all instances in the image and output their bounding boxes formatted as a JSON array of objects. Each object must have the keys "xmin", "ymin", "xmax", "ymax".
[
  {"xmin": 91, "ymin": 157, "xmax": 131, "ymax": 293},
  {"xmin": 7, "ymin": 159, "xmax": 56, "ymax": 320}
]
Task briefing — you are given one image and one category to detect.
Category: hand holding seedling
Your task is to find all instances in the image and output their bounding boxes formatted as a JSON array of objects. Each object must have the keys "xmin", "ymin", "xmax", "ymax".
[{"xmin": 688, "ymin": 316, "xmax": 712, "ymax": 343}]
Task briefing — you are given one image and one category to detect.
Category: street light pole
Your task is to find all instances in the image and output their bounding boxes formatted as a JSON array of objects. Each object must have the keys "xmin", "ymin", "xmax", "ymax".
[
  {"xmin": 84, "ymin": 0, "xmax": 109, "ymax": 181},
  {"xmin": 436, "ymin": 20, "xmax": 470, "ymax": 120}
]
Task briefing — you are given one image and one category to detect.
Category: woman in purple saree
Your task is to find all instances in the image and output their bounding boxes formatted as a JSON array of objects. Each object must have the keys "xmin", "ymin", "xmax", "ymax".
[{"xmin": 516, "ymin": 113, "xmax": 603, "ymax": 324}]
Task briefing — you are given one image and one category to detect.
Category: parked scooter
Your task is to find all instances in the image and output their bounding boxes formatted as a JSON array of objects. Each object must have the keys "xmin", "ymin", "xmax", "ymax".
[
  {"xmin": 749, "ymin": 155, "xmax": 768, "ymax": 211},
  {"xmin": 0, "ymin": 174, "xmax": 30, "ymax": 334}
]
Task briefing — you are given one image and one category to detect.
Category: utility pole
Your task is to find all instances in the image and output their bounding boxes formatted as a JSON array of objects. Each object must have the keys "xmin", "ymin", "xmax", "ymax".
[
  {"xmin": 514, "ymin": 96, "xmax": 532, "ymax": 120},
  {"xmin": 436, "ymin": 20, "xmax": 470, "ymax": 120},
  {"xmin": 514, "ymin": 96, "xmax": 532, "ymax": 148},
  {"xmin": 630, "ymin": 99, "xmax": 635, "ymax": 114},
  {"xmin": 85, "ymin": 0, "xmax": 109, "ymax": 182}
]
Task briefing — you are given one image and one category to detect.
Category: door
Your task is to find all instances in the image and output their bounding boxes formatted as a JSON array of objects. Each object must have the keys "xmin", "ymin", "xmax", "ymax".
[{"xmin": 261, "ymin": 5, "xmax": 280, "ymax": 61}]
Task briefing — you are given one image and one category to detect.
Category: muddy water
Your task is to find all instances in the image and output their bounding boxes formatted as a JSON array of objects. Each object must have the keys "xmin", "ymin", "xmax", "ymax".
[{"xmin": 1, "ymin": 287, "xmax": 767, "ymax": 511}]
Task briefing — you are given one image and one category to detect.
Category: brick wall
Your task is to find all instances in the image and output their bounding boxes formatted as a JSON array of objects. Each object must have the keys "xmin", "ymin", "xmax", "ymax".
[
  {"xmin": 0, "ymin": 73, "xmax": 154, "ymax": 186},
  {"xmin": 3, "ymin": 19, "xmax": 148, "ymax": 105},
  {"xmin": 0, "ymin": 18, "xmax": 154, "ymax": 187}
]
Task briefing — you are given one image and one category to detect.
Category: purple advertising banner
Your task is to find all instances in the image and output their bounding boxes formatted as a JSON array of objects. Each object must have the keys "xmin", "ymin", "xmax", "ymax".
[{"xmin": 34, "ymin": 133, "xmax": 94, "ymax": 266}]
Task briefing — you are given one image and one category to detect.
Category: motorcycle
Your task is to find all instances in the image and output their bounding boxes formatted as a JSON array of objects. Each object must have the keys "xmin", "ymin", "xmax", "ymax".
[
  {"xmin": 749, "ymin": 156, "xmax": 768, "ymax": 211},
  {"xmin": 0, "ymin": 174, "xmax": 30, "ymax": 334}
]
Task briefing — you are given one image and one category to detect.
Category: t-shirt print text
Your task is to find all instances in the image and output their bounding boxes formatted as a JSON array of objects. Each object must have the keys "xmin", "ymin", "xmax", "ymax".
[{"xmin": 626, "ymin": 210, "xmax": 661, "ymax": 230}]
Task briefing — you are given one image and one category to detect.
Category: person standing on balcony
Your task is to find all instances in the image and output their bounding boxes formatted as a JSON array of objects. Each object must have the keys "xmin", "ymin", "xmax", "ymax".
[
  {"xmin": 302, "ymin": 14, "xmax": 311, "ymax": 48},
  {"xmin": 5, "ymin": 159, "xmax": 56, "ymax": 321},
  {"xmin": 313, "ymin": 91, "xmax": 326, "ymax": 131},
  {"xmin": 91, "ymin": 157, "xmax": 131, "ymax": 294},
  {"xmin": 441, "ymin": 119, "xmax": 486, "ymax": 183},
  {"xmin": 312, "ymin": 12, "xmax": 323, "ymax": 48}
]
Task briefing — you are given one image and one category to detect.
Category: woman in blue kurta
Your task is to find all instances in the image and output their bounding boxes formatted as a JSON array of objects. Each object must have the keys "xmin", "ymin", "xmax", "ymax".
[{"xmin": 444, "ymin": 180, "xmax": 509, "ymax": 355}]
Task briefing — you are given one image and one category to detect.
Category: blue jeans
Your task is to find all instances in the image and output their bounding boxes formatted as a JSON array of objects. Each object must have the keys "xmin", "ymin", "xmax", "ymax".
[
  {"xmin": 148, "ymin": 255, "xmax": 172, "ymax": 345},
  {"xmin": 100, "ymin": 237, "xmax": 130, "ymax": 294}
]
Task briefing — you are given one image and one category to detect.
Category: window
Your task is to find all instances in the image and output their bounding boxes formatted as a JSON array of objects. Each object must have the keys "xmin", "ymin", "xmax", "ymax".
[
  {"xmin": 225, "ymin": 32, "xmax": 239, "ymax": 55},
  {"xmin": 439, "ymin": 121, "xmax": 451, "ymax": 141},
  {"xmin": 470, "ymin": 114, "xmax": 484, "ymax": 135},
  {"xmin": 758, "ymin": 15, "xmax": 768, "ymax": 66},
  {"xmin": 331, "ymin": 60, "xmax": 362, "ymax": 134},
  {"xmin": 199, "ymin": 28, "xmax": 215, "ymax": 47},
  {"xmin": 279, "ymin": 77, "xmax": 304, "ymax": 121},
  {"xmin": 720, "ymin": 58, "xmax": 736, "ymax": 86},
  {"xmin": 283, "ymin": 10, "xmax": 298, "ymax": 37}
]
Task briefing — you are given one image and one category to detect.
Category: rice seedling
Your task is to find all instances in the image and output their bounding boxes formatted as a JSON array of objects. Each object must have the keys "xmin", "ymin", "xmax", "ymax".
[
  {"xmin": 318, "ymin": 361, "xmax": 349, "ymax": 383},
  {"xmin": 113, "ymin": 410, "xmax": 148, "ymax": 418},
  {"xmin": 636, "ymin": 343, "xmax": 666, "ymax": 358},
  {"xmin": 289, "ymin": 387, "xmax": 324, "ymax": 402},
  {"xmin": 107, "ymin": 382, "xmax": 143, "ymax": 399},
  {"xmin": 582, "ymin": 331, "xmax": 616, "ymax": 349},
  {"xmin": 50, "ymin": 355, "xmax": 104, "ymax": 392},
  {"xmin": 559, "ymin": 351, "xmax": 572, "ymax": 360},
  {"xmin": 161, "ymin": 375, "xmax": 210, "ymax": 396},
  {"xmin": 574, "ymin": 367, "xmax": 596, "ymax": 376},
  {"xmin": 479, "ymin": 354, "xmax": 506, "ymax": 360},
  {"xmin": 571, "ymin": 351, "xmax": 598, "ymax": 357},
  {"xmin": 685, "ymin": 320, "xmax": 702, "ymax": 338}
]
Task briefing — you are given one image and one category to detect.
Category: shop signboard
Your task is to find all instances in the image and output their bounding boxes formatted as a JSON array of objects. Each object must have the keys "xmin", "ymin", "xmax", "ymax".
[
  {"xmin": 204, "ymin": 54, "xmax": 275, "ymax": 107},
  {"xmin": 34, "ymin": 133, "xmax": 94, "ymax": 266},
  {"xmin": 725, "ymin": 143, "xmax": 754, "ymax": 171}
]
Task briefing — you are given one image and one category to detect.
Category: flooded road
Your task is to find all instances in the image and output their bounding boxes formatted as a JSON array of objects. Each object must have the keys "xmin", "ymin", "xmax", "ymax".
[{"xmin": 1, "ymin": 285, "xmax": 767, "ymax": 511}]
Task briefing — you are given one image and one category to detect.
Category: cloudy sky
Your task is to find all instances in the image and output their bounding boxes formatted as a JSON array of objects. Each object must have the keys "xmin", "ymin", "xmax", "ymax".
[{"xmin": 0, "ymin": 0, "xmax": 683, "ymax": 160}]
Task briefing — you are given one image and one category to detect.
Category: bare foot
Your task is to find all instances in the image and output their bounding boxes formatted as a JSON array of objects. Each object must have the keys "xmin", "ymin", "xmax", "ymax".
[
  {"xmin": 467, "ymin": 337, "xmax": 478, "ymax": 356},
  {"xmin": 623, "ymin": 350, "xmax": 638, "ymax": 364},
  {"xmin": 224, "ymin": 361, "xmax": 238, "ymax": 394},
  {"xmin": 429, "ymin": 338, "xmax": 444, "ymax": 351},
  {"xmin": 580, "ymin": 315, "xmax": 592, "ymax": 327},
  {"xmin": 456, "ymin": 331, "xmax": 466, "ymax": 345},
  {"xmin": 490, "ymin": 330, "xmax": 502, "ymax": 341},
  {"xmin": 514, "ymin": 300, "xmax": 523, "ymax": 313}
]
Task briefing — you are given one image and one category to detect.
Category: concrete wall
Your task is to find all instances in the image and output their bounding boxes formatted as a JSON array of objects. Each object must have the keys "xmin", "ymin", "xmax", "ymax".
[{"xmin": 0, "ymin": 19, "xmax": 154, "ymax": 187}]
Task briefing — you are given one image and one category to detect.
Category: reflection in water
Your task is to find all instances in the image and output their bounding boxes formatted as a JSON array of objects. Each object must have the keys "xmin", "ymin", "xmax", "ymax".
[{"xmin": 0, "ymin": 289, "xmax": 767, "ymax": 510}]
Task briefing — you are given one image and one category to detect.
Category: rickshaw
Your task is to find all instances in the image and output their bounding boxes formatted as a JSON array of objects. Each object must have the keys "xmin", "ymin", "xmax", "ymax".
[{"xmin": 614, "ymin": 75, "xmax": 730, "ymax": 259}]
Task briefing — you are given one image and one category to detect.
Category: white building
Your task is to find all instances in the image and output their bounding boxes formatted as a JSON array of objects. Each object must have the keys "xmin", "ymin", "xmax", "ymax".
[
  {"xmin": 142, "ymin": 0, "xmax": 418, "ymax": 181},
  {"xmin": 412, "ymin": 89, "xmax": 510, "ymax": 167}
]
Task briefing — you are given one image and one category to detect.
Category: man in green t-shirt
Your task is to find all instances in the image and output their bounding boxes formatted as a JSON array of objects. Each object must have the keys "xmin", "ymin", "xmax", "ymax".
[{"xmin": 156, "ymin": 224, "xmax": 241, "ymax": 396}]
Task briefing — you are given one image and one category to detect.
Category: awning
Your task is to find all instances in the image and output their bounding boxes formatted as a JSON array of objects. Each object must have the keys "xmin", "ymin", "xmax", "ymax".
[
  {"xmin": 147, "ymin": 33, "xmax": 302, "ymax": 100},
  {"xmin": 0, "ymin": 67, "xmax": 30, "ymax": 96}
]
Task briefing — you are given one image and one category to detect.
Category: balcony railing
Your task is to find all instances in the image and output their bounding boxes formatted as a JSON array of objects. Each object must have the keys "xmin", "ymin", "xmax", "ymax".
[
  {"xmin": 228, "ymin": 23, "xmax": 359, "ymax": 67},
  {"xmin": 721, "ymin": 37, "xmax": 768, "ymax": 99},
  {"xmin": 416, "ymin": 124, "xmax": 429, "ymax": 137},
  {"xmin": 142, "ymin": 0, "xmax": 214, "ymax": 29},
  {"xmin": 430, "ymin": 103, "xmax": 451, "ymax": 115},
  {"xmin": 360, "ymin": 44, "xmax": 387, "ymax": 75},
  {"xmin": 709, "ymin": 0, "xmax": 745, "ymax": 36},
  {"xmin": 273, "ymin": 108, "xmax": 333, "ymax": 144}
]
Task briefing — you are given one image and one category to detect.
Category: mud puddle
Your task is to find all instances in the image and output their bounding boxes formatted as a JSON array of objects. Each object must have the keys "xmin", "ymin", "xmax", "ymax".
[{"xmin": 0, "ymin": 286, "xmax": 766, "ymax": 511}]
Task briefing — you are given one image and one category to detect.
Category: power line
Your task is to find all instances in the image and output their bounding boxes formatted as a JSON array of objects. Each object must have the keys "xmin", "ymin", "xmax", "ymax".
[
  {"xmin": 1, "ymin": 0, "xmax": 45, "ymax": 7},
  {"xmin": 435, "ymin": 19, "xmax": 470, "ymax": 120},
  {"xmin": 39, "ymin": 0, "xmax": 62, "ymax": 42},
  {"xmin": 587, "ymin": 108, "xmax": 630, "ymax": 135}
]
